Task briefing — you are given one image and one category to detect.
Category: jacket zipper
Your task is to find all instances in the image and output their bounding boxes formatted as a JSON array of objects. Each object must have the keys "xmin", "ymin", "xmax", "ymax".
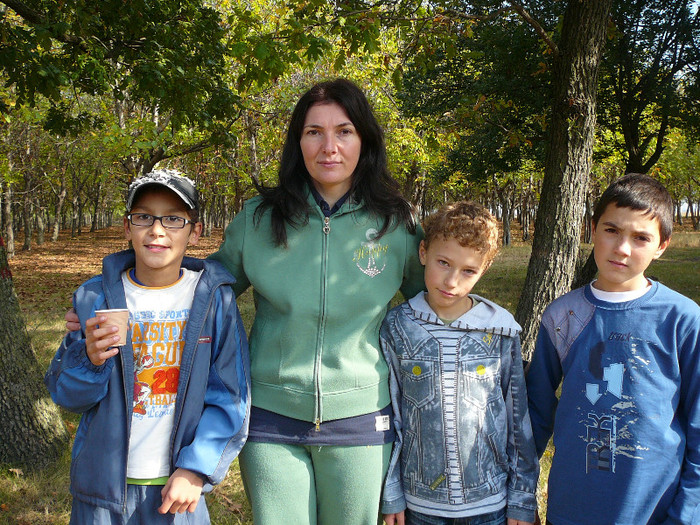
[
  {"xmin": 119, "ymin": 303, "xmax": 131, "ymax": 515},
  {"xmin": 314, "ymin": 216, "xmax": 331, "ymax": 430},
  {"xmin": 168, "ymin": 282, "xmax": 219, "ymax": 463}
]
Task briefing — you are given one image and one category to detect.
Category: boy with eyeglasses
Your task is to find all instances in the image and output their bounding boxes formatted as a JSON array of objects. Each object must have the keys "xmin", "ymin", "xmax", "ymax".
[{"xmin": 45, "ymin": 169, "xmax": 250, "ymax": 524}]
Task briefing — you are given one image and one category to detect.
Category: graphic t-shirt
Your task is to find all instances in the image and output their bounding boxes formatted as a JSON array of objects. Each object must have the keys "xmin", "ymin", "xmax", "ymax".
[{"xmin": 123, "ymin": 268, "xmax": 202, "ymax": 480}]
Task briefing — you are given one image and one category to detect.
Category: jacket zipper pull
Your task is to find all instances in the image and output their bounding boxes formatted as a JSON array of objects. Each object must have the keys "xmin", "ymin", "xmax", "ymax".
[
  {"xmin": 323, "ymin": 217, "xmax": 330, "ymax": 234},
  {"xmin": 315, "ymin": 419, "xmax": 321, "ymax": 431}
]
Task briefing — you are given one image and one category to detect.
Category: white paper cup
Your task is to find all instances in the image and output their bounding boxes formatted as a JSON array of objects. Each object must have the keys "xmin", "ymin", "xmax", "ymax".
[{"xmin": 95, "ymin": 309, "xmax": 130, "ymax": 347}]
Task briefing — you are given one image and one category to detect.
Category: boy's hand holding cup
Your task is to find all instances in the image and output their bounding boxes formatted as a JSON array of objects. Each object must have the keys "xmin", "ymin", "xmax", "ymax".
[{"xmin": 86, "ymin": 309, "xmax": 130, "ymax": 366}]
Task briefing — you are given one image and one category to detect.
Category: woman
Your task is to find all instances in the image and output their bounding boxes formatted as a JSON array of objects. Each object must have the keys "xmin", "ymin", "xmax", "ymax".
[
  {"xmin": 68, "ymin": 78, "xmax": 424, "ymax": 524},
  {"xmin": 213, "ymin": 78, "xmax": 424, "ymax": 524}
]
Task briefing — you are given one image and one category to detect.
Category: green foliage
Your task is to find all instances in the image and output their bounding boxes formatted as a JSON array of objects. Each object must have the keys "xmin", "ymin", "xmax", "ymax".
[
  {"xmin": 597, "ymin": 0, "xmax": 700, "ymax": 172},
  {"xmin": 655, "ymin": 128, "xmax": 700, "ymax": 218},
  {"xmin": 1, "ymin": 0, "xmax": 238, "ymax": 131},
  {"xmin": 395, "ymin": 2, "xmax": 564, "ymax": 186}
]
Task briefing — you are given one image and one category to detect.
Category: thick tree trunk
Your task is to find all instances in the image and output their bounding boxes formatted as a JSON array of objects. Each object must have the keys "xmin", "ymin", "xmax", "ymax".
[
  {"xmin": 515, "ymin": 0, "xmax": 613, "ymax": 359},
  {"xmin": 0, "ymin": 235, "xmax": 68, "ymax": 469}
]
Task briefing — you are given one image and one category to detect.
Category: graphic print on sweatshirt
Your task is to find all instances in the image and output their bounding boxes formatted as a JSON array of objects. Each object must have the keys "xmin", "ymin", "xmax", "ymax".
[
  {"xmin": 353, "ymin": 228, "xmax": 388, "ymax": 278},
  {"xmin": 578, "ymin": 334, "xmax": 652, "ymax": 476},
  {"xmin": 122, "ymin": 268, "xmax": 201, "ymax": 479}
]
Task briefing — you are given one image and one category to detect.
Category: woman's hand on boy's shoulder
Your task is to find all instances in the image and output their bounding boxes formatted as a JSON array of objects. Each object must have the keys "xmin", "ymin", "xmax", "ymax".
[{"xmin": 65, "ymin": 308, "xmax": 81, "ymax": 333}]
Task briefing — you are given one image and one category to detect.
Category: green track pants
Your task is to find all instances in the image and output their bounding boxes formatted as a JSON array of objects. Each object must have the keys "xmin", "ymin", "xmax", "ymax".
[{"xmin": 239, "ymin": 441, "xmax": 392, "ymax": 525}]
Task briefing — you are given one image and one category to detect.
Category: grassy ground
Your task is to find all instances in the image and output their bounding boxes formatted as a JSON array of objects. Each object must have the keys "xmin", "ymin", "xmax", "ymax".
[{"xmin": 2, "ymin": 226, "xmax": 699, "ymax": 524}]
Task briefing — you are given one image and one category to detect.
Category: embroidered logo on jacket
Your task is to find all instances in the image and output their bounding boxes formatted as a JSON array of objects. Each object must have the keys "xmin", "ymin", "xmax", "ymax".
[{"xmin": 353, "ymin": 228, "xmax": 387, "ymax": 277}]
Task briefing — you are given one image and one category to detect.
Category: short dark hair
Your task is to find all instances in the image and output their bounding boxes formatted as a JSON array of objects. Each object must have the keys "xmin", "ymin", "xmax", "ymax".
[
  {"xmin": 423, "ymin": 201, "xmax": 500, "ymax": 269},
  {"xmin": 592, "ymin": 173, "xmax": 673, "ymax": 243},
  {"xmin": 255, "ymin": 78, "xmax": 415, "ymax": 246}
]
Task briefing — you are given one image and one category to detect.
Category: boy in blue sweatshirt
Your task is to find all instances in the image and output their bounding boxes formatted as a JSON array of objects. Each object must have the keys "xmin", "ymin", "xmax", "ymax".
[
  {"xmin": 45, "ymin": 170, "xmax": 250, "ymax": 524},
  {"xmin": 381, "ymin": 201, "xmax": 538, "ymax": 525},
  {"xmin": 526, "ymin": 173, "xmax": 700, "ymax": 524}
]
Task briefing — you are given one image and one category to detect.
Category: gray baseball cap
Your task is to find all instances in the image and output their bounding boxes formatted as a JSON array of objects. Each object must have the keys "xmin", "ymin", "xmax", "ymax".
[{"xmin": 126, "ymin": 169, "xmax": 199, "ymax": 211}]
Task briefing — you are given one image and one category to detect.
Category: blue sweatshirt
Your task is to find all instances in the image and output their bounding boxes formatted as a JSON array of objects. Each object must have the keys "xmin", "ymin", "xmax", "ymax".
[{"xmin": 526, "ymin": 281, "xmax": 700, "ymax": 524}]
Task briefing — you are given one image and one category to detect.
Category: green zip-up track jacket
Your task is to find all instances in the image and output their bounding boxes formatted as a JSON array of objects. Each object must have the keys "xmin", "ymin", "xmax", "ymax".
[{"xmin": 210, "ymin": 192, "xmax": 424, "ymax": 425}]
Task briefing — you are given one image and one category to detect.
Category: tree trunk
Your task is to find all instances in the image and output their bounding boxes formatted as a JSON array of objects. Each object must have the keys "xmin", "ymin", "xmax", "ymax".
[
  {"xmin": 22, "ymin": 189, "xmax": 32, "ymax": 251},
  {"xmin": 3, "ymin": 181, "xmax": 14, "ymax": 258},
  {"xmin": 0, "ymin": 235, "xmax": 69, "ymax": 469},
  {"xmin": 36, "ymin": 206, "xmax": 45, "ymax": 246},
  {"xmin": 499, "ymin": 185, "xmax": 513, "ymax": 247},
  {"xmin": 515, "ymin": 0, "xmax": 613, "ymax": 360},
  {"xmin": 51, "ymin": 184, "xmax": 67, "ymax": 242},
  {"xmin": 90, "ymin": 180, "xmax": 102, "ymax": 233},
  {"xmin": 71, "ymin": 195, "xmax": 79, "ymax": 238}
]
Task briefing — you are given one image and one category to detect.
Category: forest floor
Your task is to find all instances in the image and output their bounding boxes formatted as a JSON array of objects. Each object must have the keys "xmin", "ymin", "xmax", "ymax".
[{"xmin": 2, "ymin": 221, "xmax": 699, "ymax": 524}]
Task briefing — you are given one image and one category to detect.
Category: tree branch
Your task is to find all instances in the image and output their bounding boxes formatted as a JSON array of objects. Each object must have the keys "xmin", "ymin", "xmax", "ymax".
[
  {"xmin": 508, "ymin": 1, "xmax": 559, "ymax": 57},
  {"xmin": 2, "ymin": 0, "xmax": 83, "ymax": 44},
  {"xmin": 1, "ymin": 0, "xmax": 42, "ymax": 25}
]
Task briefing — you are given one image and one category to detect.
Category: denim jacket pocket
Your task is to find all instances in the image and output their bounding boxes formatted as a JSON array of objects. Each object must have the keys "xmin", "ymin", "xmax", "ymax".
[
  {"xmin": 459, "ymin": 357, "xmax": 501, "ymax": 409},
  {"xmin": 400, "ymin": 359, "xmax": 436, "ymax": 408}
]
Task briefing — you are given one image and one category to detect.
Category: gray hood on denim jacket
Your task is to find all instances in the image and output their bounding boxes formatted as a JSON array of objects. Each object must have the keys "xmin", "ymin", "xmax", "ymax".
[{"xmin": 408, "ymin": 292, "xmax": 522, "ymax": 336}]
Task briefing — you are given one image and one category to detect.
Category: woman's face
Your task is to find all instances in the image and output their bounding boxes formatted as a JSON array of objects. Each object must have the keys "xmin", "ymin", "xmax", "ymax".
[{"xmin": 300, "ymin": 102, "xmax": 361, "ymax": 207}]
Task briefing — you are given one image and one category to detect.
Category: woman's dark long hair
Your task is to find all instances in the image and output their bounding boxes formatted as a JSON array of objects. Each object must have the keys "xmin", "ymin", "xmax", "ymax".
[{"xmin": 254, "ymin": 78, "xmax": 416, "ymax": 246}]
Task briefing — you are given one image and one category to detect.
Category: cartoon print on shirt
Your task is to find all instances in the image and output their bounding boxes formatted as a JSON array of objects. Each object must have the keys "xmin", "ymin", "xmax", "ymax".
[
  {"xmin": 133, "ymin": 354, "xmax": 154, "ymax": 414},
  {"xmin": 353, "ymin": 228, "xmax": 387, "ymax": 277},
  {"xmin": 131, "ymin": 309, "xmax": 189, "ymax": 418}
]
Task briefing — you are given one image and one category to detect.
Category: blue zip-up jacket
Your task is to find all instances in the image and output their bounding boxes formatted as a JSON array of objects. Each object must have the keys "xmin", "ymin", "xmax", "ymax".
[
  {"xmin": 44, "ymin": 251, "xmax": 250, "ymax": 513},
  {"xmin": 526, "ymin": 282, "xmax": 700, "ymax": 524},
  {"xmin": 381, "ymin": 292, "xmax": 538, "ymax": 522}
]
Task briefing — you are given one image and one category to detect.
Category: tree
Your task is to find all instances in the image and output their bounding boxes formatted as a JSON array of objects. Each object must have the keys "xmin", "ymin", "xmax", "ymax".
[
  {"xmin": 514, "ymin": 0, "xmax": 613, "ymax": 356},
  {"xmin": 0, "ymin": 234, "xmax": 68, "ymax": 468},
  {"xmin": 598, "ymin": 0, "xmax": 700, "ymax": 174},
  {"xmin": 319, "ymin": 0, "xmax": 614, "ymax": 355},
  {"xmin": 0, "ymin": 0, "xmax": 386, "ymax": 469},
  {"xmin": 395, "ymin": 3, "xmax": 558, "ymax": 184}
]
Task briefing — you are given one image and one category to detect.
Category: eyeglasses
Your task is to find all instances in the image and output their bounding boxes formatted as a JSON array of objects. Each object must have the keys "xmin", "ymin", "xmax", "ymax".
[{"xmin": 127, "ymin": 213, "xmax": 194, "ymax": 229}]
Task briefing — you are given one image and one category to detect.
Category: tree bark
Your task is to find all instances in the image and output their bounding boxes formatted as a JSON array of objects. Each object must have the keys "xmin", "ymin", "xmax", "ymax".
[
  {"xmin": 515, "ymin": 0, "xmax": 613, "ymax": 359},
  {"xmin": 22, "ymin": 186, "xmax": 32, "ymax": 251},
  {"xmin": 2, "ymin": 181, "xmax": 14, "ymax": 258},
  {"xmin": 51, "ymin": 181, "xmax": 67, "ymax": 242},
  {"xmin": 0, "ymin": 235, "xmax": 68, "ymax": 469},
  {"xmin": 36, "ymin": 205, "xmax": 45, "ymax": 246}
]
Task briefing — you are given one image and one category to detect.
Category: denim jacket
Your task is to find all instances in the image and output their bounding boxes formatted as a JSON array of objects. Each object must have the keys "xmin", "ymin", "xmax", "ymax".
[{"xmin": 380, "ymin": 293, "xmax": 538, "ymax": 522}]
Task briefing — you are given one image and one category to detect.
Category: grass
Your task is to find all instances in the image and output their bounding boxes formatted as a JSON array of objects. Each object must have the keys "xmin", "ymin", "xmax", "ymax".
[{"xmin": 2, "ymin": 226, "xmax": 699, "ymax": 524}]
